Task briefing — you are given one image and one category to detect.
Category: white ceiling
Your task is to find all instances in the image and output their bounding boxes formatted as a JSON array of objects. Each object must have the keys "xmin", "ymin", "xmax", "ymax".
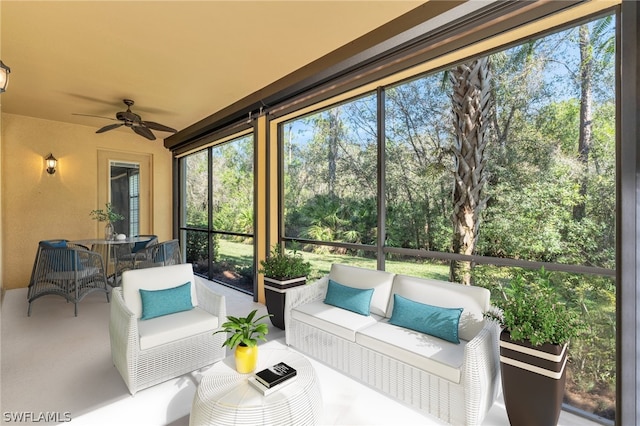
[{"xmin": 0, "ymin": 1, "xmax": 424, "ymax": 142}]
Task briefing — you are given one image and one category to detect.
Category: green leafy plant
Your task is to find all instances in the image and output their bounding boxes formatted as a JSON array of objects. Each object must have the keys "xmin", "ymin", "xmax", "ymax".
[
  {"xmin": 89, "ymin": 202, "xmax": 125, "ymax": 223},
  {"xmin": 213, "ymin": 309, "xmax": 271, "ymax": 349},
  {"xmin": 258, "ymin": 244, "xmax": 311, "ymax": 280},
  {"xmin": 484, "ymin": 267, "xmax": 584, "ymax": 346}
]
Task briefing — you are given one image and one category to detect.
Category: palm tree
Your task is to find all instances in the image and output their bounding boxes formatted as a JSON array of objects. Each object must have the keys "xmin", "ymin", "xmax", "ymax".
[{"xmin": 448, "ymin": 56, "xmax": 492, "ymax": 285}]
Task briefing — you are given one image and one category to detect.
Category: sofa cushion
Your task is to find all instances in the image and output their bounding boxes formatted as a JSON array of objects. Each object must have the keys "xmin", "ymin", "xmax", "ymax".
[
  {"xmin": 122, "ymin": 264, "xmax": 198, "ymax": 319},
  {"xmin": 292, "ymin": 300, "xmax": 379, "ymax": 342},
  {"xmin": 388, "ymin": 294, "xmax": 463, "ymax": 344},
  {"xmin": 356, "ymin": 320, "xmax": 466, "ymax": 383},
  {"xmin": 324, "ymin": 279, "xmax": 374, "ymax": 316},
  {"xmin": 138, "ymin": 307, "xmax": 219, "ymax": 350},
  {"xmin": 139, "ymin": 282, "xmax": 194, "ymax": 320},
  {"xmin": 328, "ymin": 264, "xmax": 395, "ymax": 317},
  {"xmin": 388, "ymin": 274, "xmax": 490, "ymax": 342}
]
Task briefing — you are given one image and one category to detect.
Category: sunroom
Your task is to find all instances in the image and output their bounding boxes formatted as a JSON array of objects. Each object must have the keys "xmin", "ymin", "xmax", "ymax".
[{"xmin": 2, "ymin": 1, "xmax": 638, "ymax": 425}]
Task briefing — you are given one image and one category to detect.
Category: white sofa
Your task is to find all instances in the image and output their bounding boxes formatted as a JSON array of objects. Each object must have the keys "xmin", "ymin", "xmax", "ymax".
[
  {"xmin": 109, "ymin": 263, "xmax": 226, "ymax": 394},
  {"xmin": 284, "ymin": 263, "xmax": 500, "ymax": 425}
]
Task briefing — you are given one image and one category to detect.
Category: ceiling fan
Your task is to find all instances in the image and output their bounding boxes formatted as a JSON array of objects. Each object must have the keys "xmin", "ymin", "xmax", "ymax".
[{"xmin": 73, "ymin": 99, "xmax": 177, "ymax": 140}]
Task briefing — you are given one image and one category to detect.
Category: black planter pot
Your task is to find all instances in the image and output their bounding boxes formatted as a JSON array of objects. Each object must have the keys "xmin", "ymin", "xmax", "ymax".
[
  {"xmin": 499, "ymin": 330, "xmax": 568, "ymax": 426},
  {"xmin": 264, "ymin": 276, "xmax": 306, "ymax": 330}
]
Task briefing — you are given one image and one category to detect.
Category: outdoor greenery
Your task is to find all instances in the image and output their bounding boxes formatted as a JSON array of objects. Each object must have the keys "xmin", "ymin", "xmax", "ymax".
[
  {"xmin": 213, "ymin": 309, "xmax": 271, "ymax": 349},
  {"xmin": 182, "ymin": 15, "xmax": 616, "ymax": 419}
]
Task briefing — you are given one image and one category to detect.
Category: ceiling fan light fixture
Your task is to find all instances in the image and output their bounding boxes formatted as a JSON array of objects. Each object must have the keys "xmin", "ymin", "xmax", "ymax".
[{"xmin": 0, "ymin": 60, "xmax": 11, "ymax": 93}]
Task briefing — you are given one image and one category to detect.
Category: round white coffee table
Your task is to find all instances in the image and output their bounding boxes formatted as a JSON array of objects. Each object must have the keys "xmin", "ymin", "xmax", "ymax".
[{"xmin": 190, "ymin": 348, "xmax": 322, "ymax": 426}]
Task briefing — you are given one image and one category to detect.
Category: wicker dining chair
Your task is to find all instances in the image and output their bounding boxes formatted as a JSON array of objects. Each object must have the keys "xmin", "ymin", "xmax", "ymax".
[
  {"xmin": 133, "ymin": 239, "xmax": 181, "ymax": 269},
  {"xmin": 27, "ymin": 240, "xmax": 110, "ymax": 316},
  {"xmin": 113, "ymin": 235, "xmax": 158, "ymax": 283}
]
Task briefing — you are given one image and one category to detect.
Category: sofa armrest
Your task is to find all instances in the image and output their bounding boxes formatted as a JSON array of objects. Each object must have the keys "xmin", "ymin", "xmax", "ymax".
[
  {"xmin": 194, "ymin": 278, "xmax": 226, "ymax": 322},
  {"xmin": 284, "ymin": 275, "xmax": 329, "ymax": 342},
  {"xmin": 461, "ymin": 319, "xmax": 501, "ymax": 424},
  {"xmin": 109, "ymin": 287, "xmax": 139, "ymax": 371}
]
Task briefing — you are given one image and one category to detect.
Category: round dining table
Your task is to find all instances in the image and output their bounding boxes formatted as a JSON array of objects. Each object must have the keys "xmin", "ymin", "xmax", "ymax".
[{"xmin": 71, "ymin": 236, "xmax": 148, "ymax": 285}]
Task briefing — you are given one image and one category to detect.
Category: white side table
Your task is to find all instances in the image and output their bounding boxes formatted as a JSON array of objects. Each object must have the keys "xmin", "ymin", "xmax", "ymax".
[{"xmin": 190, "ymin": 348, "xmax": 322, "ymax": 426}]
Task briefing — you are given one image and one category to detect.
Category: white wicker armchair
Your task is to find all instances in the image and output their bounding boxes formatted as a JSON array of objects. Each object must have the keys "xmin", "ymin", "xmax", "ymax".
[{"xmin": 109, "ymin": 263, "xmax": 226, "ymax": 394}]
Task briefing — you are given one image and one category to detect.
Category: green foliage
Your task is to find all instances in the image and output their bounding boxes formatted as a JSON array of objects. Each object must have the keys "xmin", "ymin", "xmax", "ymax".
[
  {"xmin": 213, "ymin": 309, "xmax": 271, "ymax": 349},
  {"xmin": 259, "ymin": 244, "xmax": 311, "ymax": 280},
  {"xmin": 484, "ymin": 268, "xmax": 585, "ymax": 346},
  {"xmin": 185, "ymin": 231, "xmax": 219, "ymax": 264},
  {"xmin": 89, "ymin": 202, "xmax": 124, "ymax": 223}
]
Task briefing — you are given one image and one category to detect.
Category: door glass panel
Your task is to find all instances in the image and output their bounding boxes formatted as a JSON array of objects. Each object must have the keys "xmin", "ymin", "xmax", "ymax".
[{"xmin": 110, "ymin": 161, "xmax": 140, "ymax": 236}]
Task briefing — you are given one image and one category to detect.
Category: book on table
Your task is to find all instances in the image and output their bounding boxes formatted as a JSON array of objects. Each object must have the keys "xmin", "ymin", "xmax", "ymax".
[
  {"xmin": 254, "ymin": 362, "xmax": 297, "ymax": 388},
  {"xmin": 248, "ymin": 375, "xmax": 298, "ymax": 396}
]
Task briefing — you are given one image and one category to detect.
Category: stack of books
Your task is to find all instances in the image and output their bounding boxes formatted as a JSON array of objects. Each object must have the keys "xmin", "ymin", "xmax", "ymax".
[{"xmin": 248, "ymin": 362, "xmax": 297, "ymax": 395}]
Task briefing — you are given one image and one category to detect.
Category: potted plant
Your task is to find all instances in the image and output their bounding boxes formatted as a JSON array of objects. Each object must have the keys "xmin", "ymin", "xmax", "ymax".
[
  {"xmin": 259, "ymin": 244, "xmax": 311, "ymax": 330},
  {"xmin": 484, "ymin": 267, "xmax": 584, "ymax": 426},
  {"xmin": 213, "ymin": 309, "xmax": 272, "ymax": 373},
  {"xmin": 90, "ymin": 202, "xmax": 125, "ymax": 240}
]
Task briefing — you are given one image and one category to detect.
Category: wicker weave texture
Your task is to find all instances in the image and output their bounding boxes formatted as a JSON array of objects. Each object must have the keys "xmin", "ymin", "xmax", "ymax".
[
  {"xmin": 109, "ymin": 278, "xmax": 226, "ymax": 395},
  {"xmin": 27, "ymin": 242, "xmax": 110, "ymax": 317},
  {"xmin": 190, "ymin": 348, "xmax": 322, "ymax": 426},
  {"xmin": 286, "ymin": 276, "xmax": 500, "ymax": 426}
]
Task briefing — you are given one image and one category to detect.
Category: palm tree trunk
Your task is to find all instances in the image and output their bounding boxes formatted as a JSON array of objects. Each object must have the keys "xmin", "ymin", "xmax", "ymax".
[{"xmin": 449, "ymin": 57, "xmax": 492, "ymax": 285}]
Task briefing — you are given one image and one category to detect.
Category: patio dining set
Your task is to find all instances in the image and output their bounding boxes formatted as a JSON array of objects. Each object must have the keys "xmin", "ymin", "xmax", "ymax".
[{"xmin": 26, "ymin": 235, "xmax": 181, "ymax": 316}]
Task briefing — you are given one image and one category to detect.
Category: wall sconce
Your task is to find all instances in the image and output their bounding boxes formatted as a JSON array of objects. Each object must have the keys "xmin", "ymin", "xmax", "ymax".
[
  {"xmin": 0, "ymin": 60, "xmax": 10, "ymax": 93},
  {"xmin": 45, "ymin": 153, "xmax": 57, "ymax": 175}
]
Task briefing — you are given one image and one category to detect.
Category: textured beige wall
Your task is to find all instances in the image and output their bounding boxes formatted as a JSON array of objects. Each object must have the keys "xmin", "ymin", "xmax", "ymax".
[{"xmin": 1, "ymin": 113, "xmax": 173, "ymax": 289}]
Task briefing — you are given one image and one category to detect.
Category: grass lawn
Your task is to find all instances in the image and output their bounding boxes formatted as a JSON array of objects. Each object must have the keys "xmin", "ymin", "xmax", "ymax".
[{"xmin": 217, "ymin": 238, "xmax": 449, "ymax": 281}]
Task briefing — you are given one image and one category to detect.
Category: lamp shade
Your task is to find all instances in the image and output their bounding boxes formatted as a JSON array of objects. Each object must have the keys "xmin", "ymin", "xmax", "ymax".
[{"xmin": 0, "ymin": 60, "xmax": 10, "ymax": 93}]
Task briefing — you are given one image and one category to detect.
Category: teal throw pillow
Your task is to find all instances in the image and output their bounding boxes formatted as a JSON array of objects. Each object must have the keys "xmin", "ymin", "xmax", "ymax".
[
  {"xmin": 323, "ymin": 279, "xmax": 374, "ymax": 316},
  {"xmin": 139, "ymin": 282, "xmax": 194, "ymax": 320},
  {"xmin": 389, "ymin": 294, "xmax": 463, "ymax": 344}
]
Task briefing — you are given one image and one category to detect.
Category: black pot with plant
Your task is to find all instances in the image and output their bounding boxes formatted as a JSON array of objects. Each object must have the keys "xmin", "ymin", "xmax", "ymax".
[
  {"xmin": 213, "ymin": 309, "xmax": 271, "ymax": 373},
  {"xmin": 484, "ymin": 267, "xmax": 584, "ymax": 426},
  {"xmin": 259, "ymin": 244, "xmax": 311, "ymax": 330}
]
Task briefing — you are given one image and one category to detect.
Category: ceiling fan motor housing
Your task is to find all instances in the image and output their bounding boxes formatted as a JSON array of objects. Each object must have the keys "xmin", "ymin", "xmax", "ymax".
[{"xmin": 116, "ymin": 110, "xmax": 142, "ymax": 126}]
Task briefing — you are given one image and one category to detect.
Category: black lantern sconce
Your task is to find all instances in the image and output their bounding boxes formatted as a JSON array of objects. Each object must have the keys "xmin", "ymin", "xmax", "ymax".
[
  {"xmin": 45, "ymin": 153, "xmax": 57, "ymax": 175},
  {"xmin": 0, "ymin": 60, "xmax": 10, "ymax": 93}
]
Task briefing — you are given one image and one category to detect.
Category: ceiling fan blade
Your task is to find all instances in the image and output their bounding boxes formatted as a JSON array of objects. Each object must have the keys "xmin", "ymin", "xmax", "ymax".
[
  {"xmin": 96, "ymin": 123, "xmax": 124, "ymax": 133},
  {"xmin": 133, "ymin": 125, "xmax": 156, "ymax": 140},
  {"xmin": 72, "ymin": 113, "xmax": 118, "ymax": 121},
  {"xmin": 141, "ymin": 121, "xmax": 177, "ymax": 133}
]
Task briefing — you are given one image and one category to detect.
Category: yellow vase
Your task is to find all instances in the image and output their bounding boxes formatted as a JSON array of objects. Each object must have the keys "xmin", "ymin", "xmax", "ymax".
[{"xmin": 235, "ymin": 344, "xmax": 258, "ymax": 373}]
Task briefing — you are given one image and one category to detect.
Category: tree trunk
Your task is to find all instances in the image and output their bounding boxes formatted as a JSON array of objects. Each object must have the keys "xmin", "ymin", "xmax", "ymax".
[
  {"xmin": 573, "ymin": 24, "xmax": 593, "ymax": 221},
  {"xmin": 449, "ymin": 57, "xmax": 492, "ymax": 285},
  {"xmin": 327, "ymin": 109, "xmax": 340, "ymax": 198}
]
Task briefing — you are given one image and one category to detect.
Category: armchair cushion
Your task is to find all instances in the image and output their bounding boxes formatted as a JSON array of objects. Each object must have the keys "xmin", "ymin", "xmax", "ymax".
[
  {"xmin": 122, "ymin": 264, "xmax": 198, "ymax": 318},
  {"xmin": 41, "ymin": 240, "xmax": 68, "ymax": 248},
  {"xmin": 138, "ymin": 307, "xmax": 219, "ymax": 350},
  {"xmin": 139, "ymin": 282, "xmax": 193, "ymax": 320}
]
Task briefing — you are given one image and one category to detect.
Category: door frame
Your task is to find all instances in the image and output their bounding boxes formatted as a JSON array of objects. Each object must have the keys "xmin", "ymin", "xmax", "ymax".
[{"xmin": 97, "ymin": 150, "xmax": 153, "ymax": 236}]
